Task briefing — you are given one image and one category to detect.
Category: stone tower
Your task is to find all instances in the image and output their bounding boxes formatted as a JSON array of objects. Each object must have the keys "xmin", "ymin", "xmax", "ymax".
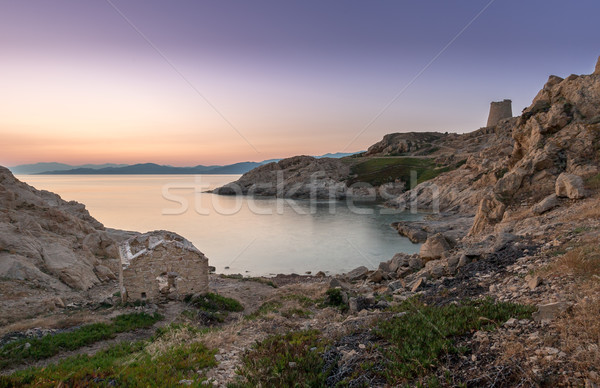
[
  {"xmin": 487, "ymin": 99, "xmax": 512, "ymax": 127},
  {"xmin": 594, "ymin": 55, "xmax": 600, "ymax": 75}
]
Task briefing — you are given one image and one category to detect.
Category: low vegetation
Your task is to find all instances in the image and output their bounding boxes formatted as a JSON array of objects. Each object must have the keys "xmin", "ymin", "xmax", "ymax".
[
  {"xmin": 1, "ymin": 335, "xmax": 216, "ymax": 387},
  {"xmin": 229, "ymin": 330, "xmax": 330, "ymax": 388},
  {"xmin": 374, "ymin": 298, "xmax": 535, "ymax": 384},
  {"xmin": 0, "ymin": 312, "xmax": 162, "ymax": 369},
  {"xmin": 218, "ymin": 274, "xmax": 278, "ymax": 288},
  {"xmin": 348, "ymin": 157, "xmax": 464, "ymax": 187},
  {"xmin": 186, "ymin": 292, "xmax": 244, "ymax": 324},
  {"xmin": 545, "ymin": 241, "xmax": 600, "ymax": 279},
  {"xmin": 323, "ymin": 288, "xmax": 348, "ymax": 312}
]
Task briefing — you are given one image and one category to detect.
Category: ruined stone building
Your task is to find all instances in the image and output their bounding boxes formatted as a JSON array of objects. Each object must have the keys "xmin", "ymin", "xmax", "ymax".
[
  {"xmin": 487, "ymin": 99, "xmax": 513, "ymax": 127},
  {"xmin": 118, "ymin": 230, "xmax": 209, "ymax": 303}
]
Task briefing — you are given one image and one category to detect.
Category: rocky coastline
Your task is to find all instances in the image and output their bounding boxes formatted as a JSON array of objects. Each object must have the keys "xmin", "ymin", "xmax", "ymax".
[{"xmin": 1, "ymin": 56, "xmax": 600, "ymax": 386}]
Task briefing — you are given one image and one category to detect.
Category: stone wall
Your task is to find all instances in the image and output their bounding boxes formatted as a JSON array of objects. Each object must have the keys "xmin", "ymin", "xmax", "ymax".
[
  {"xmin": 119, "ymin": 231, "xmax": 209, "ymax": 303},
  {"xmin": 487, "ymin": 99, "xmax": 513, "ymax": 127}
]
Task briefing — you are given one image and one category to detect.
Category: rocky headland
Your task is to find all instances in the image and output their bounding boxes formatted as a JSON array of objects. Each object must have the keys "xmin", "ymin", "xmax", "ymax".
[{"xmin": 1, "ymin": 56, "xmax": 600, "ymax": 387}]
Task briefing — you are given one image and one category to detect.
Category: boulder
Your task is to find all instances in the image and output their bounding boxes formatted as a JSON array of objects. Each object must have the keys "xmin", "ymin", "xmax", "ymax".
[
  {"xmin": 532, "ymin": 301, "xmax": 571, "ymax": 322},
  {"xmin": 387, "ymin": 279, "xmax": 405, "ymax": 293},
  {"xmin": 425, "ymin": 260, "xmax": 445, "ymax": 279},
  {"xmin": 93, "ymin": 265, "xmax": 117, "ymax": 282},
  {"xmin": 378, "ymin": 261, "xmax": 391, "ymax": 273},
  {"xmin": 469, "ymin": 196, "xmax": 506, "ymax": 236},
  {"xmin": 494, "ymin": 168, "xmax": 526, "ymax": 197},
  {"xmin": 408, "ymin": 256, "xmax": 424, "ymax": 270},
  {"xmin": 389, "ymin": 253, "xmax": 410, "ymax": 272},
  {"xmin": 555, "ymin": 173, "xmax": 586, "ymax": 199},
  {"xmin": 526, "ymin": 275, "xmax": 542, "ymax": 290},
  {"xmin": 346, "ymin": 266, "xmax": 369, "ymax": 281},
  {"xmin": 329, "ymin": 278, "xmax": 352, "ymax": 290},
  {"xmin": 367, "ymin": 269, "xmax": 385, "ymax": 283},
  {"xmin": 532, "ymin": 194, "xmax": 559, "ymax": 215},
  {"xmin": 348, "ymin": 296, "xmax": 373, "ymax": 313},
  {"xmin": 445, "ymin": 254, "xmax": 461, "ymax": 274},
  {"xmin": 393, "ymin": 223, "xmax": 428, "ymax": 243},
  {"xmin": 419, "ymin": 233, "xmax": 451, "ymax": 261}
]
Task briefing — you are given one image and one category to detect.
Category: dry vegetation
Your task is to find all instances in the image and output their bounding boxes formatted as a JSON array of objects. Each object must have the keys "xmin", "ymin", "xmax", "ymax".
[{"xmin": 499, "ymin": 240, "xmax": 600, "ymax": 385}]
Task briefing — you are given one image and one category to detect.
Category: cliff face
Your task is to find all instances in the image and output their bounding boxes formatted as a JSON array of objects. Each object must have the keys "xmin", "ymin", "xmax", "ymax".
[
  {"xmin": 391, "ymin": 58, "xmax": 600, "ymax": 226},
  {"xmin": 0, "ymin": 167, "xmax": 131, "ymax": 325}
]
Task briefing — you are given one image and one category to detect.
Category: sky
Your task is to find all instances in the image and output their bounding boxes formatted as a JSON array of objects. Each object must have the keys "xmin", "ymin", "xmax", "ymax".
[{"xmin": 1, "ymin": 0, "xmax": 600, "ymax": 167}]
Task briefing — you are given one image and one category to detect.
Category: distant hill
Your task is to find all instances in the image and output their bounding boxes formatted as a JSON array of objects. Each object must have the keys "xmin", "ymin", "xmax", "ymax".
[
  {"xmin": 9, "ymin": 163, "xmax": 129, "ymax": 175},
  {"xmin": 316, "ymin": 152, "xmax": 364, "ymax": 159},
  {"xmin": 36, "ymin": 162, "xmax": 272, "ymax": 175},
  {"xmin": 13, "ymin": 151, "xmax": 363, "ymax": 175}
]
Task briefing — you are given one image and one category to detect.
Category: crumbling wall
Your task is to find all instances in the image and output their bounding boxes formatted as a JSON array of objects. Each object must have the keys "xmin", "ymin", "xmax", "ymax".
[{"xmin": 119, "ymin": 231, "xmax": 209, "ymax": 303}]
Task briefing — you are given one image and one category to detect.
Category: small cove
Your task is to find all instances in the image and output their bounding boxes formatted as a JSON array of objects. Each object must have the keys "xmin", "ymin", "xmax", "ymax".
[{"xmin": 18, "ymin": 174, "xmax": 423, "ymax": 275}]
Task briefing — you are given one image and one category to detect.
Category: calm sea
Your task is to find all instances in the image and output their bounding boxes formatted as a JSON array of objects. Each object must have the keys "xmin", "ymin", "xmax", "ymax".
[{"xmin": 17, "ymin": 175, "xmax": 422, "ymax": 276}]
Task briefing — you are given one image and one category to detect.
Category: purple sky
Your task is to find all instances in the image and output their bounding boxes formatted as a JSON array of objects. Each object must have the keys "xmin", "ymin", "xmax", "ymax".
[{"xmin": 1, "ymin": 0, "xmax": 599, "ymax": 165}]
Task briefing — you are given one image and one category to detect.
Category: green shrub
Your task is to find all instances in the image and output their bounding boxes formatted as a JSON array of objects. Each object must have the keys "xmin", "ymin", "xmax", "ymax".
[
  {"xmin": 229, "ymin": 330, "xmax": 330, "ymax": 387},
  {"xmin": 189, "ymin": 293, "xmax": 244, "ymax": 313},
  {"xmin": 323, "ymin": 288, "xmax": 348, "ymax": 312},
  {"xmin": 374, "ymin": 298, "xmax": 535, "ymax": 384}
]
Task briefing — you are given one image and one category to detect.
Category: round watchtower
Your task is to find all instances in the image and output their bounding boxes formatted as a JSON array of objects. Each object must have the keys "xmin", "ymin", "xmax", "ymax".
[{"xmin": 487, "ymin": 99, "xmax": 512, "ymax": 127}]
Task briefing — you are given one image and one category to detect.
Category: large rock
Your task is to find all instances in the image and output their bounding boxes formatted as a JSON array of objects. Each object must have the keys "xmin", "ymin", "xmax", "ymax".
[
  {"xmin": 424, "ymin": 260, "xmax": 446, "ymax": 279},
  {"xmin": 494, "ymin": 168, "xmax": 526, "ymax": 197},
  {"xmin": 555, "ymin": 173, "xmax": 586, "ymax": 199},
  {"xmin": 532, "ymin": 301, "xmax": 571, "ymax": 322},
  {"xmin": 0, "ymin": 166, "xmax": 129, "ymax": 325},
  {"xmin": 346, "ymin": 266, "xmax": 369, "ymax": 281},
  {"xmin": 419, "ymin": 233, "xmax": 452, "ymax": 261},
  {"xmin": 532, "ymin": 194, "xmax": 559, "ymax": 215},
  {"xmin": 469, "ymin": 196, "xmax": 506, "ymax": 236},
  {"xmin": 392, "ymin": 222, "xmax": 428, "ymax": 243}
]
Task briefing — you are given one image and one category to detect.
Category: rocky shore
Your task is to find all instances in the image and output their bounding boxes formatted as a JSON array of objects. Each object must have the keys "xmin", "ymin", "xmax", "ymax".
[{"xmin": 1, "ymin": 56, "xmax": 600, "ymax": 387}]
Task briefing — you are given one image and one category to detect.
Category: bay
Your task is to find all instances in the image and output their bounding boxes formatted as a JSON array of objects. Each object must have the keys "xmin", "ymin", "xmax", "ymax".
[{"xmin": 17, "ymin": 174, "xmax": 422, "ymax": 276}]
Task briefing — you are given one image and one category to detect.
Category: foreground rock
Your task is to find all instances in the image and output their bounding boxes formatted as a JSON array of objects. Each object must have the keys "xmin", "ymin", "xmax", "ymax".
[
  {"xmin": 0, "ymin": 167, "xmax": 132, "ymax": 325},
  {"xmin": 555, "ymin": 173, "xmax": 587, "ymax": 199}
]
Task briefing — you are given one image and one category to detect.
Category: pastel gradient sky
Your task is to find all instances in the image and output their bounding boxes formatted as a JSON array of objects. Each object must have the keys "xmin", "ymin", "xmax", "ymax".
[{"xmin": 1, "ymin": 0, "xmax": 599, "ymax": 166}]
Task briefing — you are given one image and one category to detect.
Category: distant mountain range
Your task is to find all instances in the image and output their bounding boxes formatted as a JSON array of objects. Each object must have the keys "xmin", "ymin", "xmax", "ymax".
[
  {"xmin": 9, "ymin": 152, "xmax": 362, "ymax": 175},
  {"xmin": 9, "ymin": 163, "xmax": 130, "ymax": 175}
]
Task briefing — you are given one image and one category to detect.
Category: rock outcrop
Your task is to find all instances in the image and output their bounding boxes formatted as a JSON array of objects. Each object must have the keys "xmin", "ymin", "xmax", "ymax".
[
  {"xmin": 365, "ymin": 132, "xmax": 446, "ymax": 156},
  {"xmin": 395, "ymin": 56, "xmax": 600, "ymax": 236},
  {"xmin": 0, "ymin": 167, "xmax": 130, "ymax": 324},
  {"xmin": 213, "ymin": 156, "xmax": 351, "ymax": 199},
  {"xmin": 419, "ymin": 233, "xmax": 453, "ymax": 261}
]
